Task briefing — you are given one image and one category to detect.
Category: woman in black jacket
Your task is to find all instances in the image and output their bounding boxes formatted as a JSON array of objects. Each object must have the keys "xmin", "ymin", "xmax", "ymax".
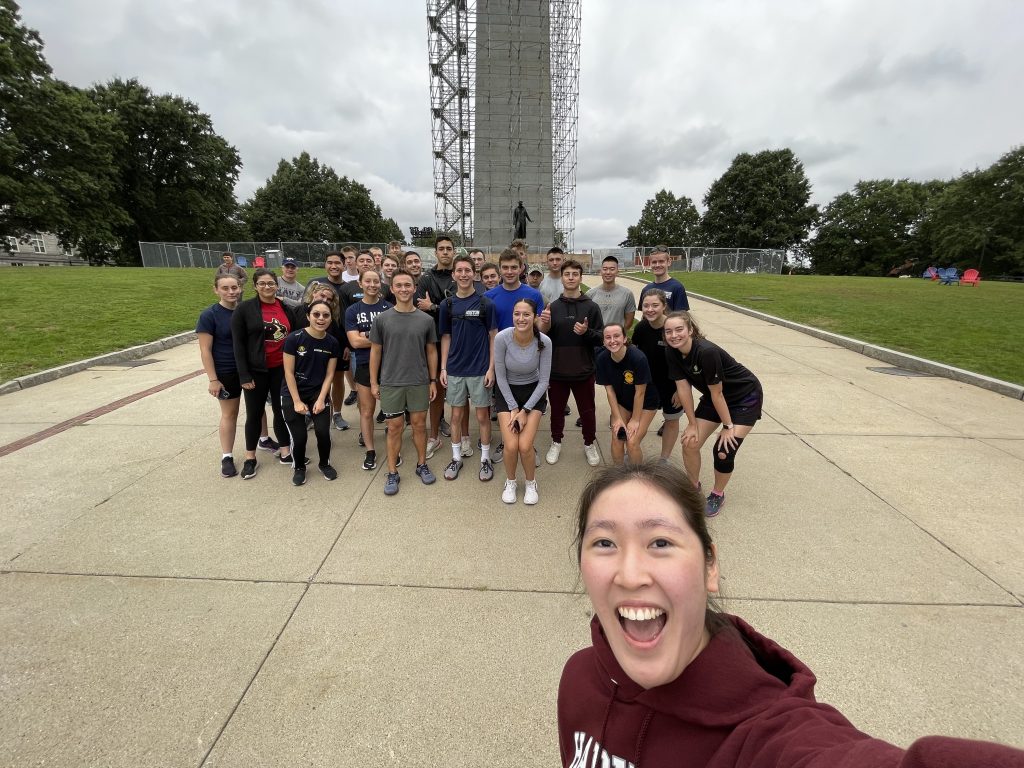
[{"xmin": 231, "ymin": 268, "xmax": 301, "ymax": 480}]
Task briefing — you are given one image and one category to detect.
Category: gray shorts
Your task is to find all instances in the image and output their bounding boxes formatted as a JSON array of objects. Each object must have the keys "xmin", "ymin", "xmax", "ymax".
[
  {"xmin": 380, "ymin": 384, "xmax": 429, "ymax": 416},
  {"xmin": 446, "ymin": 375, "xmax": 490, "ymax": 408}
]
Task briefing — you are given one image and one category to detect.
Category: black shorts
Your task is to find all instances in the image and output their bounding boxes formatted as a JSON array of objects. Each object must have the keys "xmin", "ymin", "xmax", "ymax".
[
  {"xmin": 653, "ymin": 380, "xmax": 683, "ymax": 416},
  {"xmin": 496, "ymin": 382, "xmax": 547, "ymax": 414},
  {"xmin": 695, "ymin": 387, "xmax": 762, "ymax": 427},
  {"xmin": 216, "ymin": 370, "xmax": 242, "ymax": 400},
  {"xmin": 354, "ymin": 365, "xmax": 371, "ymax": 387}
]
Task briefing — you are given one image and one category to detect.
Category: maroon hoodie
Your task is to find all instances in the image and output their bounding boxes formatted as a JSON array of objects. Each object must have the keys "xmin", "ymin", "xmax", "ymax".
[{"xmin": 558, "ymin": 615, "xmax": 1024, "ymax": 768}]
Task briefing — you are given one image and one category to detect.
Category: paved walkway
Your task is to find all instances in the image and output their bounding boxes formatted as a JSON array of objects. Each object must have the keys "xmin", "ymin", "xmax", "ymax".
[{"xmin": 1, "ymin": 287, "xmax": 1022, "ymax": 767}]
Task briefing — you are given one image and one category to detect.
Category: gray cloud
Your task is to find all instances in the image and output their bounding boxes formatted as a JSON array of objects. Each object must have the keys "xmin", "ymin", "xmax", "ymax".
[
  {"xmin": 578, "ymin": 122, "xmax": 731, "ymax": 183},
  {"xmin": 826, "ymin": 48, "xmax": 981, "ymax": 100}
]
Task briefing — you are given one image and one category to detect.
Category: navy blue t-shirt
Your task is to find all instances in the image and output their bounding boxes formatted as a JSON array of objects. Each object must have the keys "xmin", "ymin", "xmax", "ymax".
[
  {"xmin": 196, "ymin": 303, "xmax": 236, "ymax": 374},
  {"xmin": 595, "ymin": 346, "xmax": 659, "ymax": 411},
  {"xmin": 438, "ymin": 293, "xmax": 496, "ymax": 377},
  {"xmin": 344, "ymin": 299, "xmax": 392, "ymax": 367},
  {"xmin": 280, "ymin": 329, "xmax": 340, "ymax": 401},
  {"xmin": 484, "ymin": 282, "xmax": 544, "ymax": 330},
  {"xmin": 640, "ymin": 277, "xmax": 689, "ymax": 311}
]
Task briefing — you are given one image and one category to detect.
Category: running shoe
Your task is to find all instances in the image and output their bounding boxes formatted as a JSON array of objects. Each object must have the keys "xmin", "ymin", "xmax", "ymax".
[
  {"xmin": 460, "ymin": 438, "xmax": 473, "ymax": 457},
  {"xmin": 425, "ymin": 437, "xmax": 442, "ymax": 459},
  {"xmin": 221, "ymin": 456, "xmax": 238, "ymax": 478},
  {"xmin": 292, "ymin": 467, "xmax": 306, "ymax": 486},
  {"xmin": 332, "ymin": 412, "xmax": 350, "ymax": 431},
  {"xmin": 546, "ymin": 441, "xmax": 562, "ymax": 465},
  {"xmin": 705, "ymin": 492, "xmax": 725, "ymax": 518},
  {"xmin": 279, "ymin": 454, "xmax": 310, "ymax": 467},
  {"xmin": 584, "ymin": 442, "xmax": 601, "ymax": 467},
  {"xmin": 657, "ymin": 422, "xmax": 665, "ymax": 437},
  {"xmin": 257, "ymin": 436, "xmax": 279, "ymax": 453},
  {"xmin": 439, "ymin": 417, "xmax": 451, "ymax": 437},
  {"xmin": 416, "ymin": 463, "xmax": 436, "ymax": 485},
  {"xmin": 523, "ymin": 479, "xmax": 539, "ymax": 505},
  {"xmin": 344, "ymin": 391, "xmax": 358, "ymax": 406},
  {"xmin": 501, "ymin": 478, "xmax": 517, "ymax": 504},
  {"xmin": 384, "ymin": 472, "xmax": 400, "ymax": 496},
  {"xmin": 358, "ymin": 431, "xmax": 365, "ymax": 447},
  {"xmin": 443, "ymin": 459, "xmax": 462, "ymax": 480},
  {"xmin": 493, "ymin": 442, "xmax": 504, "ymax": 460},
  {"xmin": 479, "ymin": 459, "xmax": 494, "ymax": 482},
  {"xmin": 396, "ymin": 452, "xmax": 403, "ymax": 467},
  {"xmin": 564, "ymin": 406, "xmax": 571, "ymax": 416},
  {"xmin": 575, "ymin": 417, "xmax": 582, "ymax": 428},
  {"xmin": 362, "ymin": 451, "xmax": 377, "ymax": 471},
  {"xmin": 241, "ymin": 459, "xmax": 258, "ymax": 480},
  {"xmin": 319, "ymin": 463, "xmax": 338, "ymax": 481},
  {"xmin": 376, "ymin": 410, "xmax": 386, "ymax": 424}
]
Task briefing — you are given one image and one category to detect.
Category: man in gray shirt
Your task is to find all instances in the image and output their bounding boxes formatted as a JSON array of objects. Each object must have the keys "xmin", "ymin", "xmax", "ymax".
[
  {"xmin": 586, "ymin": 255, "xmax": 636, "ymax": 330},
  {"xmin": 275, "ymin": 257, "xmax": 305, "ymax": 307},
  {"xmin": 539, "ymin": 247, "xmax": 565, "ymax": 306},
  {"xmin": 370, "ymin": 269, "xmax": 439, "ymax": 495}
]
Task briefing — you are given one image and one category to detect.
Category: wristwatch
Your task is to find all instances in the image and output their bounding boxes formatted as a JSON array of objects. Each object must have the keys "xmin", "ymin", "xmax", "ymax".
[
  {"xmin": 722, "ymin": 424, "xmax": 734, "ymax": 430},
  {"xmin": 522, "ymin": 407, "xmax": 532, "ymax": 414}
]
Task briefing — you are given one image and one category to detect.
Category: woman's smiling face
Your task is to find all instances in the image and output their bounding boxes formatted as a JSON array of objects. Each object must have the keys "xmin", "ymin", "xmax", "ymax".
[{"xmin": 580, "ymin": 479, "xmax": 719, "ymax": 689}]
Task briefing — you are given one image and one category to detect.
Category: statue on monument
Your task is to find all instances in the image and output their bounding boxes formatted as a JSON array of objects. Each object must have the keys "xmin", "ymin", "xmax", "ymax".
[{"xmin": 512, "ymin": 201, "xmax": 532, "ymax": 239}]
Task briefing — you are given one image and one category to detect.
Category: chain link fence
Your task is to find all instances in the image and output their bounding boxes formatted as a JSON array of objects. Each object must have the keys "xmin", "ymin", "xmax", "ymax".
[{"xmin": 624, "ymin": 246, "xmax": 786, "ymax": 274}]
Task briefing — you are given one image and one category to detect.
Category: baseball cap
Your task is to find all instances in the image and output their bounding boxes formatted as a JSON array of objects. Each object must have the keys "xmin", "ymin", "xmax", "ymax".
[{"xmin": 282, "ymin": 257, "xmax": 298, "ymax": 267}]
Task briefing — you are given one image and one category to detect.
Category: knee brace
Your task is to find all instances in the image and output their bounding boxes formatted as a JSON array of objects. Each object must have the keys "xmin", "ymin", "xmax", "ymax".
[{"xmin": 713, "ymin": 436, "xmax": 744, "ymax": 474}]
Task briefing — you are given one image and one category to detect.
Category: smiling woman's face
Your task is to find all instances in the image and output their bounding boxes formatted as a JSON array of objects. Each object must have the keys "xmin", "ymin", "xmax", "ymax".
[{"xmin": 580, "ymin": 479, "xmax": 718, "ymax": 689}]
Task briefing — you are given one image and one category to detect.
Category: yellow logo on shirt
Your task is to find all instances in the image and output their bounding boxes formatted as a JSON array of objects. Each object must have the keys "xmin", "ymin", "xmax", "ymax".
[{"xmin": 624, "ymin": 370, "xmax": 634, "ymax": 384}]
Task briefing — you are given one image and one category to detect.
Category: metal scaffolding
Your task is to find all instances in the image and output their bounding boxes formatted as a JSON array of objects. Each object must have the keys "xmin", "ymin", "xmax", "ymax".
[
  {"xmin": 427, "ymin": 0, "xmax": 579, "ymax": 249},
  {"xmin": 427, "ymin": 0, "xmax": 476, "ymax": 243}
]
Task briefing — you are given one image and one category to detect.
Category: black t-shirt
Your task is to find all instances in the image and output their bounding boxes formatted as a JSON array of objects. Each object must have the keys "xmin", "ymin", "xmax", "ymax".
[
  {"xmin": 338, "ymin": 281, "xmax": 365, "ymax": 313},
  {"xmin": 595, "ymin": 346, "xmax": 659, "ymax": 411},
  {"xmin": 281, "ymin": 329, "xmax": 340, "ymax": 401},
  {"xmin": 630, "ymin": 320, "xmax": 671, "ymax": 392},
  {"xmin": 666, "ymin": 338, "xmax": 760, "ymax": 405}
]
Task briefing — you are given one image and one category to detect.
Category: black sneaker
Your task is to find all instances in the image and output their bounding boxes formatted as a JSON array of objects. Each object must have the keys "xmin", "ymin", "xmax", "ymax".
[
  {"xmin": 241, "ymin": 459, "xmax": 258, "ymax": 479},
  {"xmin": 292, "ymin": 467, "xmax": 306, "ymax": 486},
  {"xmin": 396, "ymin": 452, "xmax": 403, "ymax": 468},
  {"xmin": 705, "ymin": 492, "xmax": 725, "ymax": 518},
  {"xmin": 319, "ymin": 463, "xmax": 338, "ymax": 481},
  {"xmin": 221, "ymin": 456, "xmax": 238, "ymax": 478},
  {"xmin": 657, "ymin": 422, "xmax": 665, "ymax": 437},
  {"xmin": 257, "ymin": 436, "xmax": 279, "ymax": 453},
  {"xmin": 376, "ymin": 410, "xmax": 386, "ymax": 424},
  {"xmin": 363, "ymin": 451, "xmax": 377, "ymax": 471},
  {"xmin": 358, "ymin": 431, "xmax": 365, "ymax": 447},
  {"xmin": 344, "ymin": 391, "xmax": 358, "ymax": 406},
  {"xmin": 280, "ymin": 454, "xmax": 310, "ymax": 467}
]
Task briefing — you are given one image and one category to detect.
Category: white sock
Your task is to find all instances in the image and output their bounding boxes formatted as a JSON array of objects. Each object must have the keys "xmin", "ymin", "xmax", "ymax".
[
  {"xmin": 452, "ymin": 443, "xmax": 462, "ymax": 461},
  {"xmin": 481, "ymin": 444, "xmax": 491, "ymax": 461},
  {"xmin": 222, "ymin": 453, "xmax": 232, "ymax": 459}
]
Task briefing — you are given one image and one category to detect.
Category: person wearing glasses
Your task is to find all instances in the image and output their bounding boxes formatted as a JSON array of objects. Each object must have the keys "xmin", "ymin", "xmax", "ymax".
[{"xmin": 231, "ymin": 268, "xmax": 301, "ymax": 479}]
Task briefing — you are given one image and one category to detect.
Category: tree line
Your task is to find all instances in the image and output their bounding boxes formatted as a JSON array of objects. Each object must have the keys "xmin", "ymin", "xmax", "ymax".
[
  {"xmin": 622, "ymin": 147, "xmax": 1023, "ymax": 278},
  {"xmin": 0, "ymin": 1, "xmax": 401, "ymax": 265}
]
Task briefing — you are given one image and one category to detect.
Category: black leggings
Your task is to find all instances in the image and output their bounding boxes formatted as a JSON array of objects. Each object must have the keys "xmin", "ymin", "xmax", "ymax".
[
  {"xmin": 242, "ymin": 367, "xmax": 287, "ymax": 452},
  {"xmin": 282, "ymin": 393, "xmax": 332, "ymax": 467}
]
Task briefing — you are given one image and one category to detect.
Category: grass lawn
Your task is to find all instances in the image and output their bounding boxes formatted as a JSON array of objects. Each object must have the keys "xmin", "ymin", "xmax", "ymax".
[
  {"xmin": 0, "ymin": 267, "xmax": 328, "ymax": 383},
  {"xmin": 639, "ymin": 272, "xmax": 1024, "ymax": 385}
]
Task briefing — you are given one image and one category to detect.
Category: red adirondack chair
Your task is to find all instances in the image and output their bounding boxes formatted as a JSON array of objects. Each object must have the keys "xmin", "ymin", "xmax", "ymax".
[
  {"xmin": 253, "ymin": 255, "xmax": 266, "ymax": 268},
  {"xmin": 961, "ymin": 268, "xmax": 981, "ymax": 286}
]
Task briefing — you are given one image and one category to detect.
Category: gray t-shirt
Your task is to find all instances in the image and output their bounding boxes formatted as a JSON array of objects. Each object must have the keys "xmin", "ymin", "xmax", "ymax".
[
  {"xmin": 493, "ymin": 328, "xmax": 552, "ymax": 411},
  {"xmin": 369, "ymin": 308, "xmax": 438, "ymax": 386},
  {"xmin": 586, "ymin": 284, "xmax": 636, "ymax": 326},
  {"xmin": 540, "ymin": 275, "xmax": 563, "ymax": 306},
  {"xmin": 276, "ymin": 278, "xmax": 306, "ymax": 307}
]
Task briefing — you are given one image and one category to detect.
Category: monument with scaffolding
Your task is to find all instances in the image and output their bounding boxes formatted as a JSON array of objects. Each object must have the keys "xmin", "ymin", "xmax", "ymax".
[{"xmin": 427, "ymin": 0, "xmax": 579, "ymax": 251}]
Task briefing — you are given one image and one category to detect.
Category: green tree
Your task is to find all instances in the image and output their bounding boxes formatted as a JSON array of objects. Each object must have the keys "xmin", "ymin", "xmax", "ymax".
[
  {"xmin": 619, "ymin": 189, "xmax": 701, "ymax": 247},
  {"xmin": 930, "ymin": 146, "xmax": 1024, "ymax": 275},
  {"xmin": 810, "ymin": 179, "xmax": 945, "ymax": 275},
  {"xmin": 242, "ymin": 152, "xmax": 399, "ymax": 244},
  {"xmin": 0, "ymin": 0, "xmax": 127, "ymax": 254},
  {"xmin": 80, "ymin": 79, "xmax": 241, "ymax": 264},
  {"xmin": 701, "ymin": 149, "xmax": 817, "ymax": 249}
]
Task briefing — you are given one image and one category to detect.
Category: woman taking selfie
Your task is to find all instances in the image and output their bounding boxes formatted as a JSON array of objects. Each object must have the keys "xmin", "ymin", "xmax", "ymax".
[
  {"xmin": 559, "ymin": 462, "xmax": 1024, "ymax": 768},
  {"xmin": 492, "ymin": 299, "xmax": 551, "ymax": 505}
]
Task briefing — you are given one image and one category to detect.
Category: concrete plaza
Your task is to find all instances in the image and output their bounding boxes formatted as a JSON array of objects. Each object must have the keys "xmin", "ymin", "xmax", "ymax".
[{"xmin": 1, "ymin": 287, "xmax": 1022, "ymax": 767}]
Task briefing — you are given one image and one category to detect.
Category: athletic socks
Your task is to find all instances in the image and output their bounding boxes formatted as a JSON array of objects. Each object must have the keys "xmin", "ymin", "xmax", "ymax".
[
  {"xmin": 480, "ymin": 444, "xmax": 491, "ymax": 461},
  {"xmin": 451, "ymin": 443, "xmax": 462, "ymax": 461}
]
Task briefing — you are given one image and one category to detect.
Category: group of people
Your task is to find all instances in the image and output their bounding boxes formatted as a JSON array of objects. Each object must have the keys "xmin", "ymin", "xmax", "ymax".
[{"xmin": 198, "ymin": 241, "xmax": 764, "ymax": 512}]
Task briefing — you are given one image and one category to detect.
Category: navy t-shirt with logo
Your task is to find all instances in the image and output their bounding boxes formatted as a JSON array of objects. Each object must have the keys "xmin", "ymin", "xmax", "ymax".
[
  {"xmin": 280, "ymin": 329, "xmax": 340, "ymax": 401},
  {"xmin": 640, "ymin": 277, "xmax": 689, "ymax": 311},
  {"xmin": 344, "ymin": 299, "xmax": 392, "ymax": 367},
  {"xmin": 595, "ymin": 346, "xmax": 659, "ymax": 411},
  {"xmin": 438, "ymin": 294, "xmax": 497, "ymax": 377}
]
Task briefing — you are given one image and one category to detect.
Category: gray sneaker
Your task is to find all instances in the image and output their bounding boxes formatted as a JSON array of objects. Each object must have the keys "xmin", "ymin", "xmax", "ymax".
[
  {"xmin": 705, "ymin": 492, "xmax": 725, "ymax": 518},
  {"xmin": 332, "ymin": 412, "xmax": 350, "ymax": 431},
  {"xmin": 384, "ymin": 472, "xmax": 401, "ymax": 496},
  {"xmin": 478, "ymin": 458, "xmax": 494, "ymax": 482},
  {"xmin": 443, "ymin": 459, "xmax": 462, "ymax": 480},
  {"xmin": 416, "ymin": 463, "xmax": 436, "ymax": 485},
  {"xmin": 439, "ymin": 417, "xmax": 451, "ymax": 437}
]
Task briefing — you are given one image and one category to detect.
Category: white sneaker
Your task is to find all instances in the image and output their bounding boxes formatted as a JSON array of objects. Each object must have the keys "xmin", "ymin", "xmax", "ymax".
[
  {"xmin": 546, "ymin": 441, "xmax": 562, "ymax": 464},
  {"xmin": 584, "ymin": 442, "xmax": 601, "ymax": 466},
  {"xmin": 460, "ymin": 438, "xmax": 473, "ymax": 457},
  {"xmin": 523, "ymin": 479, "xmax": 539, "ymax": 505},
  {"xmin": 501, "ymin": 478, "xmax": 518, "ymax": 504},
  {"xmin": 425, "ymin": 437, "xmax": 442, "ymax": 459}
]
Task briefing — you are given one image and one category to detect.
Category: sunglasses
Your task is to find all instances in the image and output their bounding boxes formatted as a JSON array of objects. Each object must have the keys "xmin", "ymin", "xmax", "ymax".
[{"xmin": 310, "ymin": 312, "xmax": 331, "ymax": 319}]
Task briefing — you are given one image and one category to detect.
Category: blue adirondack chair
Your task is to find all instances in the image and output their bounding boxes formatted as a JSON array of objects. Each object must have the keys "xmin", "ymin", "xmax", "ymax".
[{"xmin": 938, "ymin": 267, "xmax": 960, "ymax": 285}]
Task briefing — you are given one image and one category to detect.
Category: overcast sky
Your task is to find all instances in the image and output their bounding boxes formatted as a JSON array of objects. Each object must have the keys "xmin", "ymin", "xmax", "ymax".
[{"xmin": 21, "ymin": 0, "xmax": 1024, "ymax": 248}]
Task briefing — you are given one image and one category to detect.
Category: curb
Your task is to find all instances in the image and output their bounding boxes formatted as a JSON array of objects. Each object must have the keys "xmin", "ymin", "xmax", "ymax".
[
  {"xmin": 685, "ymin": 292, "xmax": 1024, "ymax": 401},
  {"xmin": 0, "ymin": 331, "xmax": 197, "ymax": 396}
]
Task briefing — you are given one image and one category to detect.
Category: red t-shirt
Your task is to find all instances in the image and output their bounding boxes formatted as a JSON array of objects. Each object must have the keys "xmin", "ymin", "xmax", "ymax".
[{"xmin": 261, "ymin": 300, "xmax": 291, "ymax": 368}]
